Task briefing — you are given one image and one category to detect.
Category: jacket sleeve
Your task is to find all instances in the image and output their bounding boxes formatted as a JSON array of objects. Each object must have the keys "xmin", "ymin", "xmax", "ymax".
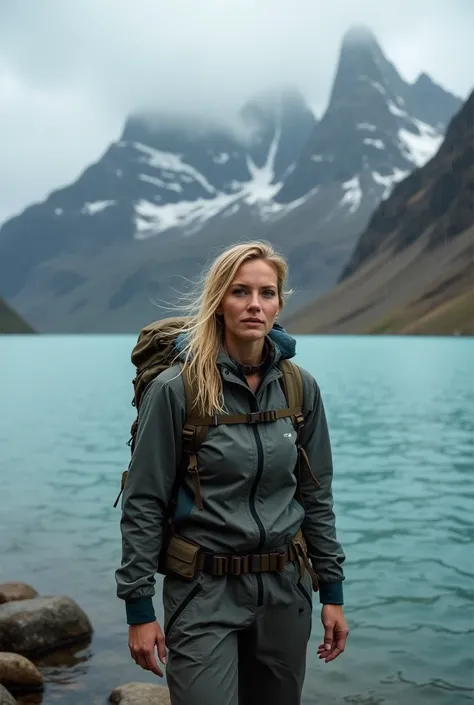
[
  {"xmin": 115, "ymin": 375, "xmax": 185, "ymax": 624},
  {"xmin": 299, "ymin": 373, "xmax": 346, "ymax": 604}
]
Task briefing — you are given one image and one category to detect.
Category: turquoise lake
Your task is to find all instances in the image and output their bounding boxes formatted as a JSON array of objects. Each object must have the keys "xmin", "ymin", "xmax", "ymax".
[{"xmin": 1, "ymin": 335, "xmax": 473, "ymax": 705}]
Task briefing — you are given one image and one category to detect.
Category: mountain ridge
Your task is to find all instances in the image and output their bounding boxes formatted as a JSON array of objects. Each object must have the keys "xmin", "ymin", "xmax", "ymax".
[
  {"xmin": 0, "ymin": 25, "xmax": 464, "ymax": 333},
  {"xmin": 285, "ymin": 90, "xmax": 474, "ymax": 336}
]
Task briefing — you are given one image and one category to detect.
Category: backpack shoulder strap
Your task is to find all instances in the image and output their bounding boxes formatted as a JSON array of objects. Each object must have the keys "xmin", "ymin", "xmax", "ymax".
[
  {"xmin": 279, "ymin": 359, "xmax": 319, "ymax": 494},
  {"xmin": 279, "ymin": 359, "xmax": 304, "ymax": 413},
  {"xmin": 181, "ymin": 365, "xmax": 209, "ymax": 510}
]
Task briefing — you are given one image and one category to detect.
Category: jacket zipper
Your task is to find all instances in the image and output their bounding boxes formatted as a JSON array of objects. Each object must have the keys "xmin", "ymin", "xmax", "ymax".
[
  {"xmin": 165, "ymin": 584, "xmax": 202, "ymax": 637},
  {"xmin": 249, "ymin": 397, "xmax": 266, "ymax": 607},
  {"xmin": 222, "ymin": 363, "xmax": 280, "ymax": 609}
]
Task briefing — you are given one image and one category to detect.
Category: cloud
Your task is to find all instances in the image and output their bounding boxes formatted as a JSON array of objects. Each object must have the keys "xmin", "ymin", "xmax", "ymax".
[{"xmin": 0, "ymin": 0, "xmax": 473, "ymax": 224}]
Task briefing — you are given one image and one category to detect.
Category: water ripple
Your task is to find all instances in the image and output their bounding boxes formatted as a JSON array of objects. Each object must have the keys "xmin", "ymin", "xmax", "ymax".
[{"xmin": 1, "ymin": 335, "xmax": 473, "ymax": 705}]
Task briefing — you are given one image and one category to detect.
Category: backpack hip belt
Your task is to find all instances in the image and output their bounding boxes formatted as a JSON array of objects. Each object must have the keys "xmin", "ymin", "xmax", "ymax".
[{"xmin": 164, "ymin": 529, "xmax": 319, "ymax": 591}]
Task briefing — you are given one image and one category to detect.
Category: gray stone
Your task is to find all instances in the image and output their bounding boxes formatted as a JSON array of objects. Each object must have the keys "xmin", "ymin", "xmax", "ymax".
[
  {"xmin": 109, "ymin": 682, "xmax": 171, "ymax": 705},
  {"xmin": 0, "ymin": 584, "xmax": 38, "ymax": 605},
  {"xmin": 0, "ymin": 684, "xmax": 16, "ymax": 705},
  {"xmin": 0, "ymin": 653, "xmax": 43, "ymax": 689},
  {"xmin": 0, "ymin": 596, "xmax": 92, "ymax": 654}
]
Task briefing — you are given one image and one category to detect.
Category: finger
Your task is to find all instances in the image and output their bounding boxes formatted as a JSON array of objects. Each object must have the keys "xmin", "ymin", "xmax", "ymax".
[
  {"xmin": 156, "ymin": 629, "xmax": 167, "ymax": 665},
  {"xmin": 135, "ymin": 652, "xmax": 150, "ymax": 671},
  {"xmin": 323, "ymin": 625, "xmax": 334, "ymax": 651},
  {"xmin": 324, "ymin": 647, "xmax": 342, "ymax": 663},
  {"xmin": 144, "ymin": 649, "xmax": 163, "ymax": 678}
]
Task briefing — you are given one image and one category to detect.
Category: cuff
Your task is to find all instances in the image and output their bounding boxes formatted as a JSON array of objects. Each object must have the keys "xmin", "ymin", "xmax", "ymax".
[
  {"xmin": 125, "ymin": 597, "xmax": 156, "ymax": 625},
  {"xmin": 319, "ymin": 581, "xmax": 344, "ymax": 605}
]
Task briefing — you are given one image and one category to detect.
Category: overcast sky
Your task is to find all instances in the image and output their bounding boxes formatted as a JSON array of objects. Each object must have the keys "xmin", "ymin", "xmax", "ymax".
[{"xmin": 1, "ymin": 0, "xmax": 473, "ymax": 225}]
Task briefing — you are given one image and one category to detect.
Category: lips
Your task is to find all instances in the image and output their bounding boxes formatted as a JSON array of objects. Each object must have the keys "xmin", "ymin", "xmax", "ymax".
[{"xmin": 242, "ymin": 318, "xmax": 264, "ymax": 324}]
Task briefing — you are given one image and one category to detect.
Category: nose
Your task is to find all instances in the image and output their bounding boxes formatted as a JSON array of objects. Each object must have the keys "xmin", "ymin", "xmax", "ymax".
[{"xmin": 247, "ymin": 292, "xmax": 261, "ymax": 311}]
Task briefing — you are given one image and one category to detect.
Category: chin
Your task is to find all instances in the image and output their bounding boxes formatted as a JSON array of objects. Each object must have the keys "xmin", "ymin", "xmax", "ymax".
[{"xmin": 236, "ymin": 329, "xmax": 267, "ymax": 341}]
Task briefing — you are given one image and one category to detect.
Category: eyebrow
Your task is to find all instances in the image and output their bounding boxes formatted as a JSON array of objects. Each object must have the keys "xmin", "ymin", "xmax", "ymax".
[{"xmin": 231, "ymin": 282, "xmax": 277, "ymax": 289}]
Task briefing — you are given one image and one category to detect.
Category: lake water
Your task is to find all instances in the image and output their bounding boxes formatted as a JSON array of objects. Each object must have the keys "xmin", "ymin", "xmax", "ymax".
[{"xmin": 1, "ymin": 335, "xmax": 473, "ymax": 705}]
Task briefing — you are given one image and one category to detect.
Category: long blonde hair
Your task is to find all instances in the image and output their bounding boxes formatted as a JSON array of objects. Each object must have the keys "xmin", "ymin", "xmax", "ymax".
[{"xmin": 177, "ymin": 241, "xmax": 290, "ymax": 416}]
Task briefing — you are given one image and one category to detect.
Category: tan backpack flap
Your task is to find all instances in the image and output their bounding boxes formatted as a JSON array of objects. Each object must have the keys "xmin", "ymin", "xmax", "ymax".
[{"xmin": 131, "ymin": 316, "xmax": 190, "ymax": 409}]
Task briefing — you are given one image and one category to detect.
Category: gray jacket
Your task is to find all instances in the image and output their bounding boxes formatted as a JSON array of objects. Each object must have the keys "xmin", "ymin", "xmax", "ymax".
[{"xmin": 115, "ymin": 330, "xmax": 345, "ymax": 624}]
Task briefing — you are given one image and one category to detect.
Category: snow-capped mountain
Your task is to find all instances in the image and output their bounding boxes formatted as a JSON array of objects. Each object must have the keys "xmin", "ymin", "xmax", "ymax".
[
  {"xmin": 276, "ymin": 26, "xmax": 458, "ymax": 206},
  {"xmin": 0, "ymin": 25, "xmax": 463, "ymax": 333}
]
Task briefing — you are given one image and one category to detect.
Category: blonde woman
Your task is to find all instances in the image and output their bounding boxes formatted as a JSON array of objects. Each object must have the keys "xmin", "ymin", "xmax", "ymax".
[{"xmin": 115, "ymin": 241, "xmax": 348, "ymax": 705}]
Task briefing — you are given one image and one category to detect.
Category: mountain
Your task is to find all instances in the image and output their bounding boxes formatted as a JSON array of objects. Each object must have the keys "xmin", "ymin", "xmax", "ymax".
[
  {"xmin": 286, "ymin": 90, "xmax": 474, "ymax": 336},
  {"xmin": 0, "ymin": 26, "xmax": 463, "ymax": 333},
  {"xmin": 0, "ymin": 297, "xmax": 35, "ymax": 334},
  {"xmin": 277, "ymin": 26, "xmax": 458, "ymax": 206}
]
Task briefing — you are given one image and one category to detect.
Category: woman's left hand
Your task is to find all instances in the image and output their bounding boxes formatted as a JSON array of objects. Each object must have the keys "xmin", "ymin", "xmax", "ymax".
[{"xmin": 317, "ymin": 604, "xmax": 350, "ymax": 663}]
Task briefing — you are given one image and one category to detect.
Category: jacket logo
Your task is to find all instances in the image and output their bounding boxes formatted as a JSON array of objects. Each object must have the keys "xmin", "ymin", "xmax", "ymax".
[{"xmin": 284, "ymin": 433, "xmax": 292, "ymax": 438}]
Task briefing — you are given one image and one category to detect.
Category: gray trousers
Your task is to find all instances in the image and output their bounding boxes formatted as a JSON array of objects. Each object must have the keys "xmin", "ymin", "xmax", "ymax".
[{"xmin": 163, "ymin": 559, "xmax": 313, "ymax": 705}]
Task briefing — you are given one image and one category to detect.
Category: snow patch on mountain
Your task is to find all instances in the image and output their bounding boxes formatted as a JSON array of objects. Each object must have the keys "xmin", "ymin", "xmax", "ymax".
[
  {"xmin": 387, "ymin": 100, "xmax": 407, "ymax": 118},
  {"xmin": 364, "ymin": 138, "xmax": 384, "ymax": 149},
  {"xmin": 132, "ymin": 142, "xmax": 217, "ymax": 194},
  {"xmin": 82, "ymin": 200, "xmax": 116, "ymax": 215},
  {"xmin": 340, "ymin": 176, "xmax": 362, "ymax": 214},
  {"xmin": 398, "ymin": 121, "xmax": 443, "ymax": 167},
  {"xmin": 139, "ymin": 173, "xmax": 183, "ymax": 192},
  {"xmin": 134, "ymin": 193, "xmax": 239, "ymax": 238},
  {"xmin": 372, "ymin": 168, "xmax": 410, "ymax": 199}
]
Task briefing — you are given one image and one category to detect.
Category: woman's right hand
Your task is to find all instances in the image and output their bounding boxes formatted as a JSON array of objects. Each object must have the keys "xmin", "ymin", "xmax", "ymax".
[{"xmin": 128, "ymin": 621, "xmax": 167, "ymax": 677}]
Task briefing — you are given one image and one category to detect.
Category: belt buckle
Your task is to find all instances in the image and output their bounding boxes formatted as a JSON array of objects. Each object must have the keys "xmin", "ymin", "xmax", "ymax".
[
  {"xmin": 213, "ymin": 555, "xmax": 228, "ymax": 576},
  {"xmin": 247, "ymin": 412, "xmax": 260, "ymax": 424},
  {"xmin": 231, "ymin": 555, "xmax": 242, "ymax": 576}
]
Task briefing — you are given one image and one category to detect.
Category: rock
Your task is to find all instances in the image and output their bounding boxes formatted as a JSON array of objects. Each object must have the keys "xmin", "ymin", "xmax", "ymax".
[
  {"xmin": 0, "ymin": 685, "xmax": 16, "ymax": 705},
  {"xmin": 0, "ymin": 596, "xmax": 93, "ymax": 654},
  {"xmin": 0, "ymin": 584, "xmax": 38, "ymax": 605},
  {"xmin": 0, "ymin": 653, "xmax": 44, "ymax": 690},
  {"xmin": 109, "ymin": 683, "xmax": 171, "ymax": 705}
]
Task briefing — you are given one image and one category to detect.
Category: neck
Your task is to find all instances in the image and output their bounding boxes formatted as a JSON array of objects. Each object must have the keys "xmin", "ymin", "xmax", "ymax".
[{"xmin": 224, "ymin": 336, "xmax": 266, "ymax": 370}]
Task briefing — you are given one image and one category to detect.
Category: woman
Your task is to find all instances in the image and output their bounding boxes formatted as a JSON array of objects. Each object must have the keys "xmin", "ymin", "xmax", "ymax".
[{"xmin": 115, "ymin": 241, "xmax": 348, "ymax": 705}]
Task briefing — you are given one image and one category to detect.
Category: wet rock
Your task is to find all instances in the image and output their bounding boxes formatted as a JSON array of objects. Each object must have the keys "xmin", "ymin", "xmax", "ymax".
[
  {"xmin": 0, "ymin": 596, "xmax": 93, "ymax": 654},
  {"xmin": 0, "ymin": 684, "xmax": 16, "ymax": 705},
  {"xmin": 109, "ymin": 682, "xmax": 171, "ymax": 705},
  {"xmin": 0, "ymin": 653, "xmax": 43, "ymax": 690},
  {"xmin": 0, "ymin": 584, "xmax": 38, "ymax": 605}
]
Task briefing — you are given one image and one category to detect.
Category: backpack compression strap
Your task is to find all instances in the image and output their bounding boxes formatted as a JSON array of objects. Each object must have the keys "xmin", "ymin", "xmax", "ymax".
[{"xmin": 280, "ymin": 360, "xmax": 320, "ymax": 492}]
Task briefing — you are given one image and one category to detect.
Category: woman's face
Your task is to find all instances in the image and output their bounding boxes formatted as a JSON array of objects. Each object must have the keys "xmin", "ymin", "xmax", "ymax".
[{"xmin": 217, "ymin": 259, "xmax": 281, "ymax": 344}]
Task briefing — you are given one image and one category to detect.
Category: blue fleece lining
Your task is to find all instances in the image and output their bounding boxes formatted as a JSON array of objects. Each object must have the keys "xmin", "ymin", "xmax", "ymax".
[
  {"xmin": 175, "ymin": 322, "xmax": 297, "ymax": 361},
  {"xmin": 126, "ymin": 596, "xmax": 156, "ymax": 625},
  {"xmin": 319, "ymin": 582, "xmax": 344, "ymax": 605}
]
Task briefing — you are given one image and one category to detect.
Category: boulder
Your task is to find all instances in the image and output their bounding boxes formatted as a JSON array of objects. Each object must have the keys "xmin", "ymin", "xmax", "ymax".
[
  {"xmin": 0, "ymin": 653, "xmax": 44, "ymax": 690},
  {"xmin": 109, "ymin": 683, "xmax": 171, "ymax": 705},
  {"xmin": 0, "ymin": 685, "xmax": 16, "ymax": 705},
  {"xmin": 0, "ymin": 584, "xmax": 38, "ymax": 605},
  {"xmin": 0, "ymin": 596, "xmax": 92, "ymax": 654}
]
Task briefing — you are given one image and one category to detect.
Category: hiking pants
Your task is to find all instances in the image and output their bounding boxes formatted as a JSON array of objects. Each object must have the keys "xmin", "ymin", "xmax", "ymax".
[{"xmin": 163, "ymin": 558, "xmax": 313, "ymax": 705}]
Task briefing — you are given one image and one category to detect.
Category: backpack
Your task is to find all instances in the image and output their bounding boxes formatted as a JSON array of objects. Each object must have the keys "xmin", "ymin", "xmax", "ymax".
[{"xmin": 114, "ymin": 316, "xmax": 308, "ymax": 572}]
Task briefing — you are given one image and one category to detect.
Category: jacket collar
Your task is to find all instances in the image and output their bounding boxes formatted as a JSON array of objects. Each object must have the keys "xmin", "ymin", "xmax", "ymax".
[{"xmin": 176, "ymin": 322, "xmax": 297, "ymax": 372}]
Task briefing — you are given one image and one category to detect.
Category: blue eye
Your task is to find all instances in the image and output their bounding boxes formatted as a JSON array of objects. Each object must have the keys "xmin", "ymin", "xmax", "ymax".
[{"xmin": 263, "ymin": 290, "xmax": 276, "ymax": 297}]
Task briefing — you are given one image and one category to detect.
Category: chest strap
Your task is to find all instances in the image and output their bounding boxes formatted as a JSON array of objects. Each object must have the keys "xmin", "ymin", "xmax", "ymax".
[{"xmin": 185, "ymin": 407, "xmax": 303, "ymax": 427}]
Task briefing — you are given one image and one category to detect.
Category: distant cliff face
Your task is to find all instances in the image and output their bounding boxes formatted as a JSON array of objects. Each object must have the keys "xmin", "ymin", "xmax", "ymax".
[
  {"xmin": 286, "ymin": 91, "xmax": 474, "ymax": 337},
  {"xmin": 341, "ymin": 90, "xmax": 474, "ymax": 280},
  {"xmin": 0, "ymin": 297, "xmax": 35, "ymax": 334}
]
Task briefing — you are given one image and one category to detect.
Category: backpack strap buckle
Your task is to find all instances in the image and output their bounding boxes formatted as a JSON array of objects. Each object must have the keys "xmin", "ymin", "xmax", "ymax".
[
  {"xmin": 212, "ymin": 555, "xmax": 228, "ymax": 576},
  {"xmin": 262, "ymin": 409, "xmax": 277, "ymax": 422}
]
